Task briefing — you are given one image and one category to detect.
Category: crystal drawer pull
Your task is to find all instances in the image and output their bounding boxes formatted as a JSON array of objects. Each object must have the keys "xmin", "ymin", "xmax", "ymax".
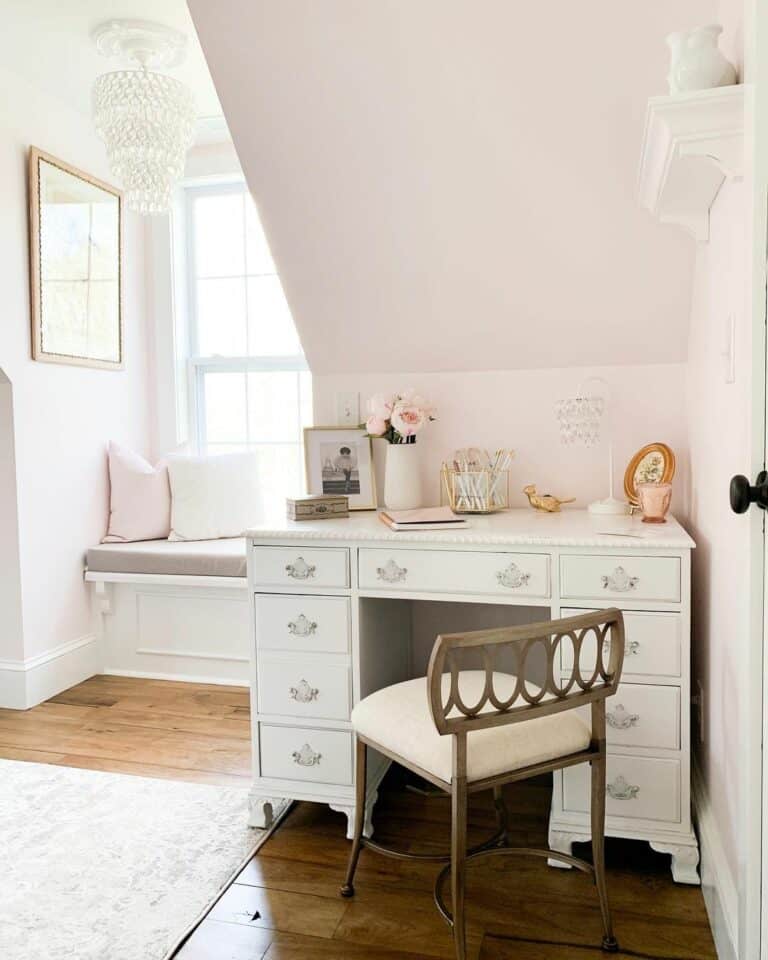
[
  {"xmin": 292, "ymin": 743, "xmax": 321, "ymax": 766},
  {"xmin": 288, "ymin": 614, "xmax": 318, "ymax": 637},
  {"xmin": 606, "ymin": 704, "xmax": 640, "ymax": 730},
  {"xmin": 286, "ymin": 557, "xmax": 316, "ymax": 580},
  {"xmin": 603, "ymin": 639, "xmax": 640, "ymax": 657},
  {"xmin": 496, "ymin": 562, "xmax": 531, "ymax": 589},
  {"xmin": 376, "ymin": 559, "xmax": 408, "ymax": 583},
  {"xmin": 606, "ymin": 775, "xmax": 639, "ymax": 800},
  {"xmin": 601, "ymin": 566, "xmax": 638, "ymax": 592},
  {"xmin": 289, "ymin": 679, "xmax": 319, "ymax": 703}
]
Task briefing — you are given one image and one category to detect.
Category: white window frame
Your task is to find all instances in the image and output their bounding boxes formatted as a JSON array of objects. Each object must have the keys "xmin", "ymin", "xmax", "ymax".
[{"xmin": 181, "ymin": 179, "xmax": 309, "ymax": 454}]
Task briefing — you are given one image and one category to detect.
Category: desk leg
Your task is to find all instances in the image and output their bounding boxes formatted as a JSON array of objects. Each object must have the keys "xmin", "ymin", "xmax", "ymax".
[
  {"xmin": 649, "ymin": 841, "xmax": 701, "ymax": 885},
  {"xmin": 548, "ymin": 827, "xmax": 590, "ymax": 868},
  {"xmin": 331, "ymin": 789, "xmax": 378, "ymax": 840},
  {"xmin": 248, "ymin": 792, "xmax": 291, "ymax": 830}
]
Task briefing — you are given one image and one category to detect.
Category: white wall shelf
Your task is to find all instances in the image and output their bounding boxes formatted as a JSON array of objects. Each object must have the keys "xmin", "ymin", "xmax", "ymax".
[{"xmin": 638, "ymin": 85, "xmax": 744, "ymax": 242}]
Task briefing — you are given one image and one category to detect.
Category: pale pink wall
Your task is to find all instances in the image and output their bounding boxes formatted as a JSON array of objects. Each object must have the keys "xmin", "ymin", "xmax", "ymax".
[
  {"xmin": 313, "ymin": 364, "xmax": 690, "ymax": 514},
  {"xmin": 0, "ymin": 371, "xmax": 24, "ymax": 663},
  {"xmin": 0, "ymin": 64, "xmax": 152, "ymax": 662},
  {"xmin": 686, "ymin": 178, "xmax": 748, "ymax": 888},
  {"xmin": 189, "ymin": 0, "xmax": 712, "ymax": 378},
  {"xmin": 718, "ymin": 0, "xmax": 745, "ymax": 79}
]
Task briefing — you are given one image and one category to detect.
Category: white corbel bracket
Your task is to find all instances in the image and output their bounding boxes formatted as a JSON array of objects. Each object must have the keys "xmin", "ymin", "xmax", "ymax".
[
  {"xmin": 93, "ymin": 580, "xmax": 114, "ymax": 616},
  {"xmin": 638, "ymin": 85, "xmax": 744, "ymax": 242}
]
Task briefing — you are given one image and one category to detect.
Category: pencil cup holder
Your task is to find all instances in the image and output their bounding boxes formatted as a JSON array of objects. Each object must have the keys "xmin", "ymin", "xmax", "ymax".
[{"xmin": 441, "ymin": 467, "xmax": 510, "ymax": 514}]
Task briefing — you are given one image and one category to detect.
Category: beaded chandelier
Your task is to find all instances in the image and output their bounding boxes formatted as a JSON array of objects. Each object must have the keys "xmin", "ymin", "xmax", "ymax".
[{"xmin": 92, "ymin": 21, "xmax": 195, "ymax": 215}]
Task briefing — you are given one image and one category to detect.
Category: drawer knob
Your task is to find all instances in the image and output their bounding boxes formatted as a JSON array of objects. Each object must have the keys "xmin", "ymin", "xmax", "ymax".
[
  {"xmin": 496, "ymin": 562, "xmax": 531, "ymax": 589},
  {"xmin": 606, "ymin": 704, "xmax": 640, "ymax": 730},
  {"xmin": 292, "ymin": 743, "xmax": 322, "ymax": 766},
  {"xmin": 376, "ymin": 559, "xmax": 408, "ymax": 583},
  {"xmin": 603, "ymin": 638, "xmax": 640, "ymax": 658},
  {"xmin": 607, "ymin": 775, "xmax": 640, "ymax": 800},
  {"xmin": 286, "ymin": 557, "xmax": 316, "ymax": 580},
  {"xmin": 601, "ymin": 566, "xmax": 639, "ymax": 592},
  {"xmin": 288, "ymin": 614, "xmax": 318, "ymax": 637},
  {"xmin": 289, "ymin": 679, "xmax": 319, "ymax": 703}
]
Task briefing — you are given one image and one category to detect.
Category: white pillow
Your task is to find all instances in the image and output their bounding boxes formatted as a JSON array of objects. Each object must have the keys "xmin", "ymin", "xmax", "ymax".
[
  {"xmin": 167, "ymin": 453, "xmax": 263, "ymax": 541},
  {"xmin": 102, "ymin": 442, "xmax": 171, "ymax": 543}
]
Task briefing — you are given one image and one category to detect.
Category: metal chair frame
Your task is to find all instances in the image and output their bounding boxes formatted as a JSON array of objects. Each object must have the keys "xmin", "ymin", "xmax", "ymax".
[{"xmin": 340, "ymin": 608, "xmax": 626, "ymax": 959}]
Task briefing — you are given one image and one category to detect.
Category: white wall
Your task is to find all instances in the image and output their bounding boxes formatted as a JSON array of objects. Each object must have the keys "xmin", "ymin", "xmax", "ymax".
[
  {"xmin": 686, "ymin": 175, "xmax": 748, "ymax": 957},
  {"xmin": 687, "ymin": 180, "xmax": 747, "ymax": 868},
  {"xmin": 0, "ymin": 63, "xmax": 152, "ymax": 704},
  {"xmin": 313, "ymin": 364, "xmax": 690, "ymax": 514}
]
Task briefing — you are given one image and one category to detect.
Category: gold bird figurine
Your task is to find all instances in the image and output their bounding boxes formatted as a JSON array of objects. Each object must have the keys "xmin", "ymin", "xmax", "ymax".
[{"xmin": 523, "ymin": 484, "xmax": 575, "ymax": 513}]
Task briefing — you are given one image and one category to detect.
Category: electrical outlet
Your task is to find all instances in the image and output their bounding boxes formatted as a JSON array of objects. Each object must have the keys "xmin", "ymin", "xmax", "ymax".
[{"xmin": 336, "ymin": 391, "xmax": 360, "ymax": 426}]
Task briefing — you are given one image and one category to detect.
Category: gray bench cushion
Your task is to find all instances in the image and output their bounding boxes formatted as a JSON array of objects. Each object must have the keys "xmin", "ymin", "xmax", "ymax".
[{"xmin": 87, "ymin": 538, "xmax": 247, "ymax": 578}]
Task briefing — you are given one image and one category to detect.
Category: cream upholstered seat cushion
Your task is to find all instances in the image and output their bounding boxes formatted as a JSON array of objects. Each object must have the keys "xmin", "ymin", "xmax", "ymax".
[{"xmin": 351, "ymin": 671, "xmax": 591, "ymax": 784}]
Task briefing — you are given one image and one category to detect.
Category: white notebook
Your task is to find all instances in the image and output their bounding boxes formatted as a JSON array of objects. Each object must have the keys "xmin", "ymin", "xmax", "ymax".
[{"xmin": 379, "ymin": 506, "xmax": 468, "ymax": 531}]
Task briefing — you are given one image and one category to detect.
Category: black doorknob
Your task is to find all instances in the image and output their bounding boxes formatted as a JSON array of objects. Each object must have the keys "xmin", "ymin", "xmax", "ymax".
[{"xmin": 730, "ymin": 471, "xmax": 768, "ymax": 513}]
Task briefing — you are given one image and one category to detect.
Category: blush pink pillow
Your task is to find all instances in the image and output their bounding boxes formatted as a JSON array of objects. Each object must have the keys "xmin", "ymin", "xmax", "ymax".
[{"xmin": 102, "ymin": 442, "xmax": 171, "ymax": 543}]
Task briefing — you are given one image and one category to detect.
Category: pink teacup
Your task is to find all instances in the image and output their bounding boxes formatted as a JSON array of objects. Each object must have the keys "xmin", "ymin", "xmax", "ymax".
[{"xmin": 637, "ymin": 482, "xmax": 672, "ymax": 523}]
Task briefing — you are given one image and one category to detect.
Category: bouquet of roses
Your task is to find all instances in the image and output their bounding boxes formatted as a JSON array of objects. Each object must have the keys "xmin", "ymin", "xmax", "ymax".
[{"xmin": 365, "ymin": 390, "xmax": 436, "ymax": 444}]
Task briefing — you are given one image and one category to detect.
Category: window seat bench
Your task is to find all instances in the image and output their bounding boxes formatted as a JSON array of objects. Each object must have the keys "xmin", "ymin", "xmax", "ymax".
[{"xmin": 85, "ymin": 538, "xmax": 249, "ymax": 685}]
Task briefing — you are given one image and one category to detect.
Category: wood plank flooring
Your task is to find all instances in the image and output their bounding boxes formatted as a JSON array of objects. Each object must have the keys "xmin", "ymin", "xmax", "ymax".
[{"xmin": 0, "ymin": 676, "xmax": 715, "ymax": 960}]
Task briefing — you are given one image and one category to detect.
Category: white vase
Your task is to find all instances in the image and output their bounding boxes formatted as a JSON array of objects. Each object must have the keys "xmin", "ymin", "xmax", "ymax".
[
  {"xmin": 383, "ymin": 443, "xmax": 424, "ymax": 511},
  {"xmin": 666, "ymin": 24, "xmax": 736, "ymax": 95}
]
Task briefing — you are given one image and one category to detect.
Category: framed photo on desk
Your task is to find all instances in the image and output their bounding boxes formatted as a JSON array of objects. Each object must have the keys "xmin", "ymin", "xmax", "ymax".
[{"xmin": 304, "ymin": 426, "xmax": 377, "ymax": 510}]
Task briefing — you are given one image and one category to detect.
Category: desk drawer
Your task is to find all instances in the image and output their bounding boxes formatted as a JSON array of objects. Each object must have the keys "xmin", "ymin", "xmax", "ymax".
[
  {"xmin": 563, "ymin": 755, "xmax": 681, "ymax": 823},
  {"xmin": 560, "ymin": 609, "xmax": 681, "ymax": 679},
  {"xmin": 252, "ymin": 547, "xmax": 349, "ymax": 589},
  {"xmin": 572, "ymin": 682, "xmax": 680, "ymax": 750},
  {"xmin": 260, "ymin": 724, "xmax": 352, "ymax": 785},
  {"xmin": 257, "ymin": 657, "xmax": 351, "ymax": 721},
  {"xmin": 560, "ymin": 556, "xmax": 680, "ymax": 603},
  {"xmin": 358, "ymin": 549, "xmax": 550, "ymax": 598},
  {"xmin": 255, "ymin": 595, "xmax": 350, "ymax": 654}
]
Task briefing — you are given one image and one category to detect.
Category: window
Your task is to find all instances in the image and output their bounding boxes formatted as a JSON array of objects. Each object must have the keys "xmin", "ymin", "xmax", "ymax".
[{"xmin": 182, "ymin": 181, "xmax": 311, "ymax": 511}]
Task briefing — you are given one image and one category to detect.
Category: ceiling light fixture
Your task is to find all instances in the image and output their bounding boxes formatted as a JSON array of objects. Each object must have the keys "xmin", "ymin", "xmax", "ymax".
[{"xmin": 92, "ymin": 19, "xmax": 195, "ymax": 215}]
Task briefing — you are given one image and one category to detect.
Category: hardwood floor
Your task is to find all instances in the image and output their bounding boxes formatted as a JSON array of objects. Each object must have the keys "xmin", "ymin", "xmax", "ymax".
[
  {"xmin": 0, "ymin": 675, "xmax": 251, "ymax": 786},
  {"xmin": 0, "ymin": 676, "xmax": 715, "ymax": 960}
]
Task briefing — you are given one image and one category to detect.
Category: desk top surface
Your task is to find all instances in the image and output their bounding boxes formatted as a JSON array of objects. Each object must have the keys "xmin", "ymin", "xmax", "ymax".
[{"xmin": 247, "ymin": 509, "xmax": 694, "ymax": 550}]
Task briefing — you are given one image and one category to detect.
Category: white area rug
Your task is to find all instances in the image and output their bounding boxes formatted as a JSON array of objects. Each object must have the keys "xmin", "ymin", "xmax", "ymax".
[{"xmin": 0, "ymin": 759, "xmax": 268, "ymax": 960}]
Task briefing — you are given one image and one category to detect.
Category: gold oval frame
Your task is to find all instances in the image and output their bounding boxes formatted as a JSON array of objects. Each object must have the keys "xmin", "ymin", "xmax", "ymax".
[{"xmin": 623, "ymin": 442, "xmax": 676, "ymax": 505}]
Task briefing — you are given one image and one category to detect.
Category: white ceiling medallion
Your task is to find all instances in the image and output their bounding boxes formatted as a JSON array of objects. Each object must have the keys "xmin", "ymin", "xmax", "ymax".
[{"xmin": 92, "ymin": 19, "xmax": 195, "ymax": 215}]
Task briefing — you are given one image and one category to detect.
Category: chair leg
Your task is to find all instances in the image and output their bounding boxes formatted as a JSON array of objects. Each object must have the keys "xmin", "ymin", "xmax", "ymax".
[
  {"xmin": 492, "ymin": 784, "xmax": 509, "ymax": 845},
  {"xmin": 450, "ymin": 769, "xmax": 468, "ymax": 959},
  {"xmin": 591, "ymin": 753, "xmax": 618, "ymax": 953},
  {"xmin": 340, "ymin": 736, "xmax": 367, "ymax": 898}
]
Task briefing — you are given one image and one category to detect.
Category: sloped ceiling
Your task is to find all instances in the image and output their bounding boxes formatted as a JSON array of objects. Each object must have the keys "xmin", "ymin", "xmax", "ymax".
[{"xmin": 189, "ymin": 0, "xmax": 714, "ymax": 374}]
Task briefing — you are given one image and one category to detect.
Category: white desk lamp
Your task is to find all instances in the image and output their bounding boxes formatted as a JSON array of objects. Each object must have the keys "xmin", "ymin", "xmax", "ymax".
[{"xmin": 556, "ymin": 377, "xmax": 629, "ymax": 516}]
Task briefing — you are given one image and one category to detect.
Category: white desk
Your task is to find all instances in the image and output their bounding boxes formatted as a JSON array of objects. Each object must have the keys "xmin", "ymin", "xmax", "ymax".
[{"xmin": 246, "ymin": 509, "xmax": 698, "ymax": 884}]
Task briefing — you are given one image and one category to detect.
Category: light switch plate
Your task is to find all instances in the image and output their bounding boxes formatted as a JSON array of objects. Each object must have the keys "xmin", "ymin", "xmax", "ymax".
[{"xmin": 336, "ymin": 391, "xmax": 360, "ymax": 426}]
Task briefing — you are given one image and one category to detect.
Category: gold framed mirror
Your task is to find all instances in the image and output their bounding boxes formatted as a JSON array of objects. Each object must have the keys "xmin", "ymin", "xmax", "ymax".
[
  {"xmin": 29, "ymin": 147, "xmax": 123, "ymax": 368},
  {"xmin": 623, "ymin": 442, "xmax": 676, "ymax": 505}
]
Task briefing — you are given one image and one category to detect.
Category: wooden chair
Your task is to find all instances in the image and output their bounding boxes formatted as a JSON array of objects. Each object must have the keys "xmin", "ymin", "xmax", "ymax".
[{"xmin": 340, "ymin": 608, "xmax": 626, "ymax": 959}]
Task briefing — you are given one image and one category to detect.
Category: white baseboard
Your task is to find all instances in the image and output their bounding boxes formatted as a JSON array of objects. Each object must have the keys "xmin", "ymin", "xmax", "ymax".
[
  {"xmin": 0, "ymin": 634, "xmax": 100, "ymax": 710},
  {"xmin": 103, "ymin": 667, "xmax": 248, "ymax": 687},
  {"xmin": 693, "ymin": 760, "xmax": 738, "ymax": 960}
]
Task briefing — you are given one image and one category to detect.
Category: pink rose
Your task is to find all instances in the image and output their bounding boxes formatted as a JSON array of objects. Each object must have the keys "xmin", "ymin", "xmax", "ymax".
[
  {"xmin": 366, "ymin": 415, "xmax": 387, "ymax": 436},
  {"xmin": 390, "ymin": 403, "xmax": 428, "ymax": 437},
  {"xmin": 367, "ymin": 394, "xmax": 393, "ymax": 420}
]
